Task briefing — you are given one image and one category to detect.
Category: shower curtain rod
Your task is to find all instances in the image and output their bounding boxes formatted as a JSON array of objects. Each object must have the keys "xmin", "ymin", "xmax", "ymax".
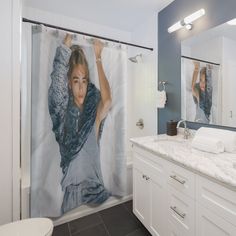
[
  {"xmin": 181, "ymin": 55, "xmax": 220, "ymax": 66},
  {"xmin": 22, "ymin": 18, "xmax": 154, "ymax": 51}
]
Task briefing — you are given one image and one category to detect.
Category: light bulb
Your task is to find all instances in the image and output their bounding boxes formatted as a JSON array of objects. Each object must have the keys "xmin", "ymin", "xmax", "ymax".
[
  {"xmin": 227, "ymin": 18, "xmax": 236, "ymax": 25},
  {"xmin": 168, "ymin": 21, "xmax": 183, "ymax": 33},
  {"xmin": 184, "ymin": 9, "xmax": 205, "ymax": 25},
  {"xmin": 167, "ymin": 8, "xmax": 205, "ymax": 33}
]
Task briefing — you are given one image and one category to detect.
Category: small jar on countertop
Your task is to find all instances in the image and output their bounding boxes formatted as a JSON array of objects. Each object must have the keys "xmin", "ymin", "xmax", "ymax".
[{"xmin": 166, "ymin": 120, "xmax": 177, "ymax": 136}]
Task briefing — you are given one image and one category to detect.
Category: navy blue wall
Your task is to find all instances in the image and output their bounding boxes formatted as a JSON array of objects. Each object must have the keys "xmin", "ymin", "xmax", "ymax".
[{"xmin": 158, "ymin": 0, "xmax": 236, "ymax": 133}]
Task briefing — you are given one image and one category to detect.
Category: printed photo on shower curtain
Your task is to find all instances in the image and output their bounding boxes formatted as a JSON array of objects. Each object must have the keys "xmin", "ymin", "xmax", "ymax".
[
  {"xmin": 181, "ymin": 57, "xmax": 221, "ymax": 125},
  {"xmin": 30, "ymin": 25, "xmax": 127, "ymax": 217}
]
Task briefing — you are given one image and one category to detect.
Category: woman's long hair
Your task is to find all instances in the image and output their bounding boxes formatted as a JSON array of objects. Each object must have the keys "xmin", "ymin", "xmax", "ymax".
[{"xmin": 67, "ymin": 45, "xmax": 90, "ymax": 82}]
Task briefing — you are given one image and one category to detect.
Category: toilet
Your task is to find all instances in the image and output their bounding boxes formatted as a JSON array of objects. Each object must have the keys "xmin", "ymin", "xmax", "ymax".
[{"xmin": 0, "ymin": 218, "xmax": 53, "ymax": 236}]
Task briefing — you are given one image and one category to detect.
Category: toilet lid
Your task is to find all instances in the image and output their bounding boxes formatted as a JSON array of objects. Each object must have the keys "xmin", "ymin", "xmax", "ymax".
[{"xmin": 0, "ymin": 218, "xmax": 53, "ymax": 236}]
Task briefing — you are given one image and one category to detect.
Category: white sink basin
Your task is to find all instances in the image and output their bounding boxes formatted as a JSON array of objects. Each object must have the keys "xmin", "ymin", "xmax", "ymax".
[
  {"xmin": 152, "ymin": 137, "xmax": 191, "ymax": 155},
  {"xmin": 154, "ymin": 139, "xmax": 185, "ymax": 144},
  {"xmin": 153, "ymin": 138, "xmax": 189, "ymax": 147}
]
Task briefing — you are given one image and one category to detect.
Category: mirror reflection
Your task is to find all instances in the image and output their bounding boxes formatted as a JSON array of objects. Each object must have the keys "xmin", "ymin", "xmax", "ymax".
[{"xmin": 181, "ymin": 19, "xmax": 236, "ymax": 127}]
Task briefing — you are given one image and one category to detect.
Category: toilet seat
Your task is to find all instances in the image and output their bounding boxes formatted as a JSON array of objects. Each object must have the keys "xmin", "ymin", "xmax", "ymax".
[{"xmin": 0, "ymin": 218, "xmax": 53, "ymax": 236}]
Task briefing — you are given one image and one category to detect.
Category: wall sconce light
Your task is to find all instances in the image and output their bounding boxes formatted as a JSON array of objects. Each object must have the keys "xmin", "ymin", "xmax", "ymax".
[
  {"xmin": 168, "ymin": 9, "xmax": 205, "ymax": 33},
  {"xmin": 227, "ymin": 18, "xmax": 236, "ymax": 25}
]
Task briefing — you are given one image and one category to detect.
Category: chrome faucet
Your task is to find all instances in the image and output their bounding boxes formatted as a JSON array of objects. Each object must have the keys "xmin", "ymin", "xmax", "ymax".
[{"xmin": 176, "ymin": 119, "xmax": 190, "ymax": 139}]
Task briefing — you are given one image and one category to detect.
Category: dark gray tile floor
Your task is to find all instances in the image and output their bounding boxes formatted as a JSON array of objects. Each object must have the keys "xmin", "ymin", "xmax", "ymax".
[{"xmin": 52, "ymin": 201, "xmax": 151, "ymax": 236}]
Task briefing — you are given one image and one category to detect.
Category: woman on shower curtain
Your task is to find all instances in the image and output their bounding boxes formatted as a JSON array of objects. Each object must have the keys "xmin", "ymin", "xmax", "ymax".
[
  {"xmin": 192, "ymin": 61, "xmax": 212, "ymax": 123},
  {"xmin": 48, "ymin": 34, "xmax": 112, "ymax": 213}
]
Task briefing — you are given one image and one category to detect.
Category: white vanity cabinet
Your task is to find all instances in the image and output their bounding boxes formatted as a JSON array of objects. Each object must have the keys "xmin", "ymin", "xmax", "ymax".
[
  {"xmin": 132, "ymin": 144, "xmax": 236, "ymax": 236},
  {"xmin": 133, "ymin": 147, "xmax": 167, "ymax": 236}
]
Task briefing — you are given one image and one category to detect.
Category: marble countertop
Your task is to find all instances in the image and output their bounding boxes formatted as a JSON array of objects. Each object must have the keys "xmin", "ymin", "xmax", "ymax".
[{"xmin": 130, "ymin": 134, "xmax": 236, "ymax": 190}]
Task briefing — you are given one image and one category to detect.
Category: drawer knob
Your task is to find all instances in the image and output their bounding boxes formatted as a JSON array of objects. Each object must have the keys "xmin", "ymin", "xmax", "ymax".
[
  {"xmin": 170, "ymin": 206, "xmax": 186, "ymax": 219},
  {"xmin": 170, "ymin": 175, "xmax": 186, "ymax": 185}
]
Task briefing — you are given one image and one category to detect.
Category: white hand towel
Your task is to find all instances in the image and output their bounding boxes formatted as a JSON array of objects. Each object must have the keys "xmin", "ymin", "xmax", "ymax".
[
  {"xmin": 157, "ymin": 90, "xmax": 167, "ymax": 108},
  {"xmin": 195, "ymin": 127, "xmax": 236, "ymax": 152},
  {"xmin": 191, "ymin": 135, "xmax": 224, "ymax": 154}
]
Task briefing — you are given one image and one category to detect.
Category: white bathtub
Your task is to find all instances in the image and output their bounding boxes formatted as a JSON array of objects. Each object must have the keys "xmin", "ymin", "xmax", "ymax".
[{"xmin": 21, "ymin": 158, "xmax": 133, "ymax": 225}]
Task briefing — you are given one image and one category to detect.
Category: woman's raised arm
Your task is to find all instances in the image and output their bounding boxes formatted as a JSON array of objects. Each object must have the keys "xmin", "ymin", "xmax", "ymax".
[
  {"xmin": 192, "ymin": 61, "xmax": 200, "ymax": 102},
  {"xmin": 93, "ymin": 39, "xmax": 112, "ymax": 137},
  {"xmin": 48, "ymin": 34, "xmax": 72, "ymax": 141}
]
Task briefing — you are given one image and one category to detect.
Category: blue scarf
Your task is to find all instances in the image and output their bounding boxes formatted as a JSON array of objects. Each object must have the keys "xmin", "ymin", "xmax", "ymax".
[{"xmin": 60, "ymin": 83, "xmax": 100, "ymax": 173}]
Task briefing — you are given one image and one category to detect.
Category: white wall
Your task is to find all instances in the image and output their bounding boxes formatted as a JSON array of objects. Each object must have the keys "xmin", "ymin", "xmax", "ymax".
[
  {"xmin": 0, "ymin": 0, "xmax": 21, "ymax": 225},
  {"xmin": 0, "ymin": 0, "xmax": 13, "ymax": 225},
  {"xmin": 23, "ymin": 7, "xmax": 132, "ymax": 42},
  {"xmin": 127, "ymin": 12, "xmax": 158, "ymax": 155},
  {"xmin": 183, "ymin": 37, "xmax": 222, "ymax": 64},
  {"xmin": 222, "ymin": 37, "xmax": 236, "ymax": 126}
]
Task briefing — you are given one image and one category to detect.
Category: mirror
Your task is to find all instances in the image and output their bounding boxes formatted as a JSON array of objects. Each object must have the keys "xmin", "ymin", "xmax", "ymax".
[{"xmin": 181, "ymin": 19, "xmax": 236, "ymax": 127}]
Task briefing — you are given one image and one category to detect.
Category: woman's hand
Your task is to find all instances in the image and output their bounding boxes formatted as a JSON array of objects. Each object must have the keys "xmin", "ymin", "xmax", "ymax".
[
  {"xmin": 207, "ymin": 64, "xmax": 213, "ymax": 70},
  {"xmin": 64, "ymin": 33, "xmax": 73, "ymax": 48},
  {"xmin": 93, "ymin": 39, "xmax": 104, "ymax": 59}
]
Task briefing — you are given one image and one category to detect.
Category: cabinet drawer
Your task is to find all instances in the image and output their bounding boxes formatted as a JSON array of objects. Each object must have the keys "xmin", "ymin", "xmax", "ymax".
[
  {"xmin": 132, "ymin": 145, "xmax": 166, "ymax": 167},
  {"xmin": 167, "ymin": 161, "xmax": 195, "ymax": 199},
  {"xmin": 196, "ymin": 175, "xmax": 236, "ymax": 227},
  {"xmin": 133, "ymin": 152, "xmax": 153, "ymax": 175},
  {"xmin": 133, "ymin": 151, "xmax": 165, "ymax": 186},
  {"xmin": 196, "ymin": 203, "xmax": 236, "ymax": 236},
  {"xmin": 167, "ymin": 185, "xmax": 195, "ymax": 236},
  {"xmin": 167, "ymin": 218, "xmax": 193, "ymax": 236}
]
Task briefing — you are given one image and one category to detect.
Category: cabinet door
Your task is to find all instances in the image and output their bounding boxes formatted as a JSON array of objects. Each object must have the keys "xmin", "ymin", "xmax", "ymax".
[
  {"xmin": 149, "ymin": 178, "xmax": 165, "ymax": 236},
  {"xmin": 196, "ymin": 204, "xmax": 236, "ymax": 236},
  {"xmin": 149, "ymin": 169, "xmax": 166, "ymax": 236},
  {"xmin": 133, "ymin": 168, "xmax": 150, "ymax": 225}
]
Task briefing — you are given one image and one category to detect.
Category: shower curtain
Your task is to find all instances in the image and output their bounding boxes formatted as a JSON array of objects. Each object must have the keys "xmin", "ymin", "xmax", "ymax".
[
  {"xmin": 30, "ymin": 25, "xmax": 127, "ymax": 217},
  {"xmin": 181, "ymin": 57, "xmax": 221, "ymax": 125}
]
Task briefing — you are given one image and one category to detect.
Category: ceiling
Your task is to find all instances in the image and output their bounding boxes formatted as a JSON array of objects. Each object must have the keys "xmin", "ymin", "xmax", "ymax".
[{"xmin": 23, "ymin": 0, "xmax": 174, "ymax": 31}]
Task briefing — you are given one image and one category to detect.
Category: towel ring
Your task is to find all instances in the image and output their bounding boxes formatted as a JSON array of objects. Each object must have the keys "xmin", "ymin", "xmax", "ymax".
[{"xmin": 159, "ymin": 81, "xmax": 167, "ymax": 91}]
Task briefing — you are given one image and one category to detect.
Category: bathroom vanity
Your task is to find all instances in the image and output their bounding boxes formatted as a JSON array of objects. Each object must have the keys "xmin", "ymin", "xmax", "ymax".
[{"xmin": 130, "ymin": 134, "xmax": 236, "ymax": 236}]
